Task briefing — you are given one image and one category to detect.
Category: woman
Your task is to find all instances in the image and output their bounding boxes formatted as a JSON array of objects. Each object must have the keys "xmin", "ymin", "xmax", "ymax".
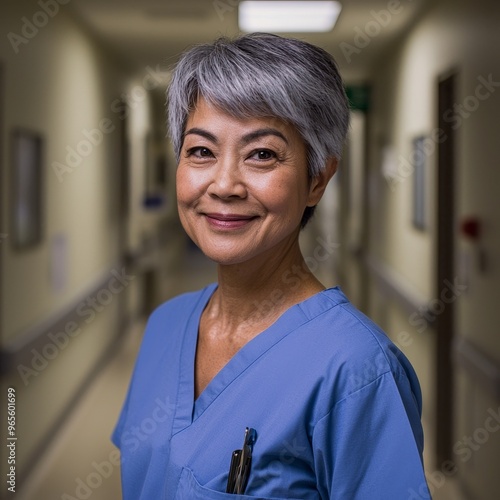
[{"xmin": 112, "ymin": 33, "xmax": 430, "ymax": 499}]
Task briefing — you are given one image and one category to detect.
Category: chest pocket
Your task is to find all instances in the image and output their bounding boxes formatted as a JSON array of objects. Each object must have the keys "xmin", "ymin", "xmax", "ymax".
[{"xmin": 174, "ymin": 467, "xmax": 303, "ymax": 500}]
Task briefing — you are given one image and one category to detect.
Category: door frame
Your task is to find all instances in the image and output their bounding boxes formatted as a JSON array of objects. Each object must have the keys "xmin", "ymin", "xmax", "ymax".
[{"xmin": 435, "ymin": 70, "xmax": 458, "ymax": 465}]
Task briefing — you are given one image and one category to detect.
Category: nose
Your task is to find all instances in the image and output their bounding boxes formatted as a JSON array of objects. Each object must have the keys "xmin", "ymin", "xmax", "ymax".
[{"xmin": 207, "ymin": 157, "xmax": 247, "ymax": 200}]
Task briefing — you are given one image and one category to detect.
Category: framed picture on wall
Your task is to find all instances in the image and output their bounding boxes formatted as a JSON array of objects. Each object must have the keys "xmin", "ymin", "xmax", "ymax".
[
  {"xmin": 412, "ymin": 135, "xmax": 427, "ymax": 231},
  {"xmin": 143, "ymin": 133, "xmax": 166, "ymax": 209},
  {"xmin": 11, "ymin": 129, "xmax": 44, "ymax": 249}
]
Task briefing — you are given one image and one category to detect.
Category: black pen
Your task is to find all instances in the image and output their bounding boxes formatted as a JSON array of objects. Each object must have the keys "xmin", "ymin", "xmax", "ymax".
[{"xmin": 226, "ymin": 427, "xmax": 257, "ymax": 494}]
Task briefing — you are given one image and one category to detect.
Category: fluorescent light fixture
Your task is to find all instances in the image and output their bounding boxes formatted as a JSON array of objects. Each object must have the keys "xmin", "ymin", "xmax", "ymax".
[{"xmin": 239, "ymin": 1, "xmax": 342, "ymax": 33}]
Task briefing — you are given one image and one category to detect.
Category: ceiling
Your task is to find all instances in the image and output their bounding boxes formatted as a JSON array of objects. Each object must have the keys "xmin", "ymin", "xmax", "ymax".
[{"xmin": 69, "ymin": 0, "xmax": 430, "ymax": 83}]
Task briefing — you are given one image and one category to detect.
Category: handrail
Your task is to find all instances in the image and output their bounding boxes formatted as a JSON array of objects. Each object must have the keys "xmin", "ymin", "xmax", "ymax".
[
  {"xmin": 364, "ymin": 253, "xmax": 431, "ymax": 318},
  {"xmin": 454, "ymin": 336, "xmax": 500, "ymax": 402},
  {"xmin": 366, "ymin": 255, "xmax": 500, "ymax": 401},
  {"xmin": 0, "ymin": 263, "xmax": 123, "ymax": 375}
]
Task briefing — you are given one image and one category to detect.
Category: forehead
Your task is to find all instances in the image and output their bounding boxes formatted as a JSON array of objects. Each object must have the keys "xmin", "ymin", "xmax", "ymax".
[{"xmin": 185, "ymin": 97, "xmax": 302, "ymax": 142}]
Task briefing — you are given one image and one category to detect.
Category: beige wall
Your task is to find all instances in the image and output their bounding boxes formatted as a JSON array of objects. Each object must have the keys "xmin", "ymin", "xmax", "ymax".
[
  {"xmin": 0, "ymin": 1, "xmax": 132, "ymax": 480},
  {"xmin": 363, "ymin": 0, "xmax": 500, "ymax": 497},
  {"xmin": 0, "ymin": 3, "xmax": 183, "ymax": 481},
  {"xmin": 1, "ymin": 4, "xmax": 127, "ymax": 342}
]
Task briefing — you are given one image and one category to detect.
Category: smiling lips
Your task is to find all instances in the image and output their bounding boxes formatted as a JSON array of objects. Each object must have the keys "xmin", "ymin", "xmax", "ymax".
[{"xmin": 203, "ymin": 213, "xmax": 258, "ymax": 230}]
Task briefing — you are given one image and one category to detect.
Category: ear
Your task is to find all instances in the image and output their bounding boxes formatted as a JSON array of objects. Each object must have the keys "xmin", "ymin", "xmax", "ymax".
[{"xmin": 306, "ymin": 157, "xmax": 338, "ymax": 206}]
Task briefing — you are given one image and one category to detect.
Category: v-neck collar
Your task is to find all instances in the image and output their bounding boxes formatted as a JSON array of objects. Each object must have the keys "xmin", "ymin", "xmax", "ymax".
[
  {"xmin": 171, "ymin": 284, "xmax": 340, "ymax": 435},
  {"xmin": 172, "ymin": 283, "xmax": 217, "ymax": 434}
]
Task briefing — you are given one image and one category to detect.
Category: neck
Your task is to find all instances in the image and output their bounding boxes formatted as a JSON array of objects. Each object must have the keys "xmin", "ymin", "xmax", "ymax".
[{"xmin": 207, "ymin": 234, "xmax": 325, "ymax": 327}]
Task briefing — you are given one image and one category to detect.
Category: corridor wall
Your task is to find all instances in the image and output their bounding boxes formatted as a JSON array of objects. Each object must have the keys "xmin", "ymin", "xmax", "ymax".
[
  {"xmin": 365, "ymin": 0, "xmax": 500, "ymax": 498},
  {"xmin": 0, "ymin": 1, "xmax": 131, "ymax": 486}
]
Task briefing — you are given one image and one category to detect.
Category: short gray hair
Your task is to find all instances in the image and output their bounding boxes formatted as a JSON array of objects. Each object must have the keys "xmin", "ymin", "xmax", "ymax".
[{"xmin": 167, "ymin": 33, "xmax": 350, "ymax": 178}]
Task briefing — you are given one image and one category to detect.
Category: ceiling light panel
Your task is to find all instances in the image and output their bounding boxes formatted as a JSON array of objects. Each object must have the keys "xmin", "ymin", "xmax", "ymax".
[{"xmin": 239, "ymin": 1, "xmax": 342, "ymax": 33}]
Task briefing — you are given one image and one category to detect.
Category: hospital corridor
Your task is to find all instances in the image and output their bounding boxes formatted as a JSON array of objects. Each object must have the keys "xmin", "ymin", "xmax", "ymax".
[{"xmin": 1, "ymin": 0, "xmax": 500, "ymax": 499}]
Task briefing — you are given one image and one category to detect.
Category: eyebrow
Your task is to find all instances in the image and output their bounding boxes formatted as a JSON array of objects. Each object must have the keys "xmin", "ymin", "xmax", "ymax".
[
  {"xmin": 183, "ymin": 127, "xmax": 289, "ymax": 146},
  {"xmin": 184, "ymin": 127, "xmax": 217, "ymax": 144},
  {"xmin": 240, "ymin": 128, "xmax": 289, "ymax": 145}
]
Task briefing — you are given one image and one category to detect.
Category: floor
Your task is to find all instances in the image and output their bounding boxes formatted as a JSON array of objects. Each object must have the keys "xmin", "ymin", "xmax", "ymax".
[
  {"xmin": 16, "ymin": 324, "xmax": 141, "ymax": 500},
  {"xmin": 16, "ymin": 251, "xmax": 466, "ymax": 500}
]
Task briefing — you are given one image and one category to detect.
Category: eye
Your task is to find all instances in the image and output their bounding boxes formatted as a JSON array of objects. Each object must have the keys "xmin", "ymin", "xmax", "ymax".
[
  {"xmin": 186, "ymin": 147, "xmax": 214, "ymax": 158},
  {"xmin": 249, "ymin": 149, "xmax": 276, "ymax": 161}
]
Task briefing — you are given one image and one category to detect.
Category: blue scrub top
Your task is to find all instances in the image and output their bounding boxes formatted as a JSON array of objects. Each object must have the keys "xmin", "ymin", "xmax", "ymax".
[{"xmin": 112, "ymin": 285, "xmax": 430, "ymax": 499}]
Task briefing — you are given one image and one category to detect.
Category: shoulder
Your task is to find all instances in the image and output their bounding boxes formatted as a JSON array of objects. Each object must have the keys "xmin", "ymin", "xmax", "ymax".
[{"xmin": 298, "ymin": 287, "xmax": 422, "ymax": 408}]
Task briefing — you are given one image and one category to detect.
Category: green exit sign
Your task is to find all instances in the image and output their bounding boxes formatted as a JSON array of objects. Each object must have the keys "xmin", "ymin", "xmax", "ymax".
[{"xmin": 345, "ymin": 85, "xmax": 371, "ymax": 112}]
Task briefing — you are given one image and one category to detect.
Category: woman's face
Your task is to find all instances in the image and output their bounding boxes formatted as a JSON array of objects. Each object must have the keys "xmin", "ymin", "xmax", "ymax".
[{"xmin": 176, "ymin": 97, "xmax": 324, "ymax": 266}]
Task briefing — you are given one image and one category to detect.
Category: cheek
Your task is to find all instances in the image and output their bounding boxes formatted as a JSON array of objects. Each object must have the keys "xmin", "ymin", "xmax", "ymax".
[
  {"xmin": 176, "ymin": 165, "xmax": 204, "ymax": 207},
  {"xmin": 175, "ymin": 166, "xmax": 188, "ymax": 205},
  {"xmin": 175, "ymin": 167, "xmax": 199, "ymax": 240},
  {"xmin": 255, "ymin": 175, "xmax": 309, "ymax": 218}
]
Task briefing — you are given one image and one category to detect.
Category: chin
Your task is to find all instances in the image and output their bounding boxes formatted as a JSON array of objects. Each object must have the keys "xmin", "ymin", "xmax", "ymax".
[
  {"xmin": 199, "ymin": 244, "xmax": 256, "ymax": 266},
  {"xmin": 205, "ymin": 252, "xmax": 251, "ymax": 266}
]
